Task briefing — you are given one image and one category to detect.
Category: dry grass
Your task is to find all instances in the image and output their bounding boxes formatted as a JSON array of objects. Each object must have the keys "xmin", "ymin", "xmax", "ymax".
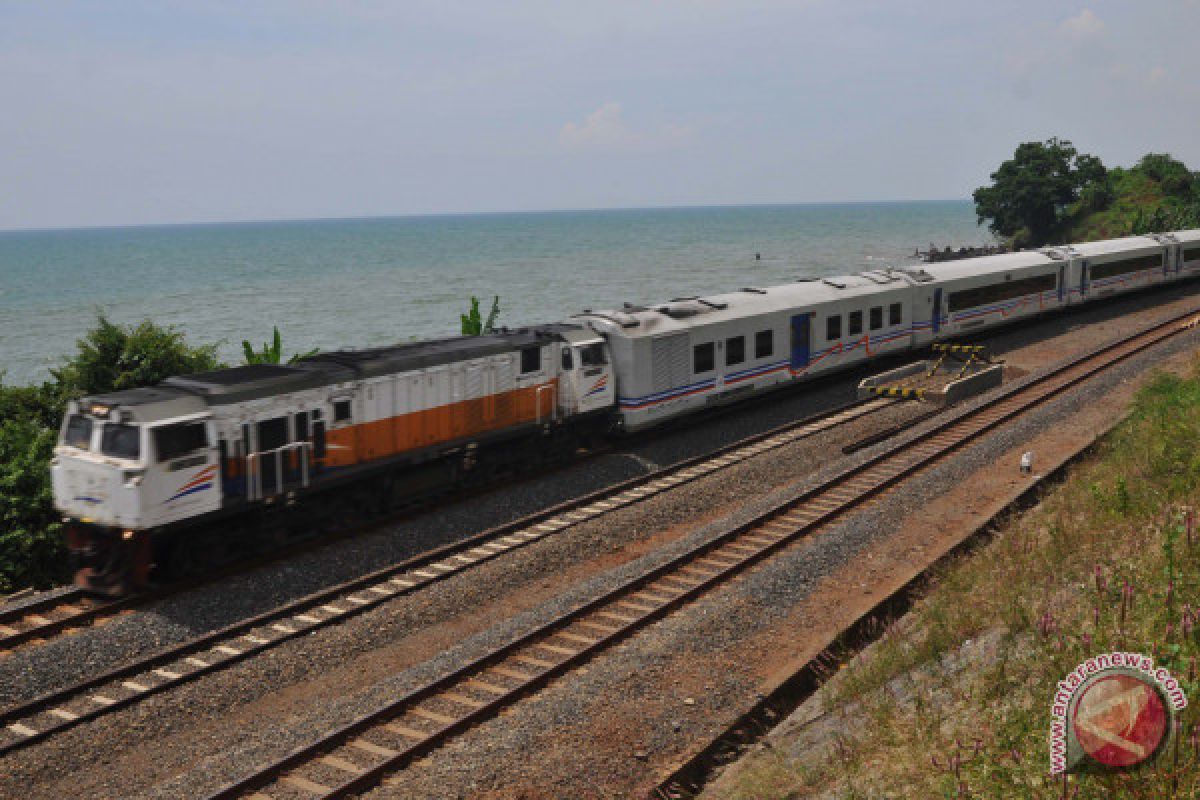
[{"xmin": 723, "ymin": 365, "xmax": 1200, "ymax": 799}]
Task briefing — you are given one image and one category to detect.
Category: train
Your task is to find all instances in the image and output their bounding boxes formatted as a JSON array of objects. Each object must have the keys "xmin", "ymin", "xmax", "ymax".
[{"xmin": 51, "ymin": 229, "xmax": 1200, "ymax": 593}]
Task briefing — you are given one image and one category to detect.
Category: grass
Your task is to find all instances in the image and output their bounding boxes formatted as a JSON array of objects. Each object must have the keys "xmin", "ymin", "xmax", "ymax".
[{"xmin": 722, "ymin": 364, "xmax": 1200, "ymax": 799}]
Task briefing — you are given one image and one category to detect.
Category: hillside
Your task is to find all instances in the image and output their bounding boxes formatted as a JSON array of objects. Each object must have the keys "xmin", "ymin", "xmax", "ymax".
[{"xmin": 1065, "ymin": 154, "xmax": 1200, "ymax": 242}]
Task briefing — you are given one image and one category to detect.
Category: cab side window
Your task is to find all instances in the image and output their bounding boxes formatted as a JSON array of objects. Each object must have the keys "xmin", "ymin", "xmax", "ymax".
[
  {"xmin": 154, "ymin": 422, "xmax": 208, "ymax": 462},
  {"xmin": 520, "ymin": 346, "xmax": 542, "ymax": 374},
  {"xmin": 579, "ymin": 343, "xmax": 607, "ymax": 366}
]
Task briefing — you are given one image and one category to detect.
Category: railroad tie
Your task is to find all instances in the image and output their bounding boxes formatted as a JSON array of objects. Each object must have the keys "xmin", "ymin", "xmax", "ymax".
[
  {"xmin": 384, "ymin": 723, "xmax": 429, "ymax": 740},
  {"xmin": 535, "ymin": 642, "xmax": 577, "ymax": 657},
  {"xmin": 555, "ymin": 632, "xmax": 598, "ymax": 646},
  {"xmin": 320, "ymin": 755, "xmax": 365, "ymax": 774},
  {"xmin": 410, "ymin": 707, "xmax": 457, "ymax": 725},
  {"xmin": 440, "ymin": 692, "xmax": 486, "ymax": 709},
  {"xmin": 512, "ymin": 653, "xmax": 556, "ymax": 670},
  {"xmin": 348, "ymin": 738, "xmax": 400, "ymax": 758},
  {"xmin": 465, "ymin": 678, "xmax": 509, "ymax": 696},
  {"xmin": 490, "ymin": 665, "xmax": 535, "ymax": 681}
]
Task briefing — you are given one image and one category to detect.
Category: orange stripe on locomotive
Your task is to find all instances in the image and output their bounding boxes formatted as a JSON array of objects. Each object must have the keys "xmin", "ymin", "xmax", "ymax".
[{"xmin": 320, "ymin": 379, "xmax": 558, "ymax": 468}]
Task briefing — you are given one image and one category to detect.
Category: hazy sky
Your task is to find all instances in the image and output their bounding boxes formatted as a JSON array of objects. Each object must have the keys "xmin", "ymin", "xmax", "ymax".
[{"xmin": 2, "ymin": 1, "xmax": 1197, "ymax": 230}]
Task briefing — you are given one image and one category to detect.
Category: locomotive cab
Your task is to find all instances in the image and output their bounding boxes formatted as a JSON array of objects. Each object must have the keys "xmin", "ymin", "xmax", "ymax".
[
  {"xmin": 556, "ymin": 331, "xmax": 615, "ymax": 417},
  {"xmin": 51, "ymin": 388, "xmax": 219, "ymax": 593}
]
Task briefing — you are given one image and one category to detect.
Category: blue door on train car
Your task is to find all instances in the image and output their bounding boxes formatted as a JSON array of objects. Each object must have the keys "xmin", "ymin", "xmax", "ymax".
[
  {"xmin": 790, "ymin": 314, "xmax": 811, "ymax": 370},
  {"xmin": 932, "ymin": 289, "xmax": 943, "ymax": 335}
]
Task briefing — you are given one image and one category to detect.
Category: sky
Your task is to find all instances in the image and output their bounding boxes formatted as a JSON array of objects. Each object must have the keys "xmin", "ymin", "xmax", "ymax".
[{"xmin": 1, "ymin": 1, "xmax": 1198, "ymax": 230}]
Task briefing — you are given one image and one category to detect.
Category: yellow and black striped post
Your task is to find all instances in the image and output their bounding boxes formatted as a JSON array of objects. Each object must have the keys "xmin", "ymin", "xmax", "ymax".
[{"xmin": 866, "ymin": 386, "xmax": 926, "ymax": 400}]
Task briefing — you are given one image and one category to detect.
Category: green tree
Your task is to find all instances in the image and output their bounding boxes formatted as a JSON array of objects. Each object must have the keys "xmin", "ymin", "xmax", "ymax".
[
  {"xmin": 0, "ymin": 417, "xmax": 63, "ymax": 591},
  {"xmin": 52, "ymin": 314, "xmax": 221, "ymax": 399},
  {"xmin": 1135, "ymin": 153, "xmax": 1194, "ymax": 199},
  {"xmin": 242, "ymin": 326, "xmax": 319, "ymax": 365},
  {"xmin": 461, "ymin": 295, "xmax": 501, "ymax": 336},
  {"xmin": 973, "ymin": 138, "xmax": 1108, "ymax": 247}
]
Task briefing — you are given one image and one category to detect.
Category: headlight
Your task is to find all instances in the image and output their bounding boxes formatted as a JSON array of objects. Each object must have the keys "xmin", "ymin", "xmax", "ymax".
[{"xmin": 123, "ymin": 471, "xmax": 144, "ymax": 488}]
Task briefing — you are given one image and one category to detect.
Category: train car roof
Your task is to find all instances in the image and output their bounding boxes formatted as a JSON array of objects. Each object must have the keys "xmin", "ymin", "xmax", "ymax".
[
  {"xmin": 575, "ymin": 272, "xmax": 915, "ymax": 338},
  {"xmin": 1169, "ymin": 229, "xmax": 1200, "ymax": 244},
  {"xmin": 299, "ymin": 324, "xmax": 580, "ymax": 379},
  {"xmin": 163, "ymin": 363, "xmax": 349, "ymax": 404},
  {"xmin": 1067, "ymin": 234, "xmax": 1164, "ymax": 257},
  {"xmin": 915, "ymin": 250, "xmax": 1058, "ymax": 282},
  {"xmin": 80, "ymin": 386, "xmax": 208, "ymax": 423}
]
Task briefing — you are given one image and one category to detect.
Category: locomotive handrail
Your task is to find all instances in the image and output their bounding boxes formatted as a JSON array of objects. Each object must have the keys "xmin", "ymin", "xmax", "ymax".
[{"xmin": 245, "ymin": 441, "xmax": 312, "ymax": 501}]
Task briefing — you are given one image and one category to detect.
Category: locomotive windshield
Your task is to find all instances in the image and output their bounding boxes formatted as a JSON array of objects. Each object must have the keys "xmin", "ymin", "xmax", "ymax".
[
  {"xmin": 62, "ymin": 414, "xmax": 93, "ymax": 450},
  {"xmin": 100, "ymin": 423, "xmax": 141, "ymax": 460}
]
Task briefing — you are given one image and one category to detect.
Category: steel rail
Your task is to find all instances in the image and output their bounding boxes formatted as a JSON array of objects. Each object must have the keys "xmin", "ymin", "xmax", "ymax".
[
  {"xmin": 0, "ymin": 590, "xmax": 141, "ymax": 654},
  {"xmin": 199, "ymin": 307, "xmax": 1200, "ymax": 800},
  {"xmin": 0, "ymin": 396, "xmax": 893, "ymax": 756}
]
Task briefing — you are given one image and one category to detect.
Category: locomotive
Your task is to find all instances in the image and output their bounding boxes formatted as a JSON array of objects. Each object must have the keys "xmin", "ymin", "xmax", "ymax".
[{"xmin": 52, "ymin": 229, "xmax": 1200, "ymax": 593}]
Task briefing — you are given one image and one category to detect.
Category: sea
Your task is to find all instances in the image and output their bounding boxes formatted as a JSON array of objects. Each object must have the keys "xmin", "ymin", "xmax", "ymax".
[{"xmin": 0, "ymin": 201, "xmax": 989, "ymax": 387}]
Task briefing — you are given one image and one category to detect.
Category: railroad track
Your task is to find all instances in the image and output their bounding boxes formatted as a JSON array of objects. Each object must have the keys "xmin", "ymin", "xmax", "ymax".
[
  {"xmin": 0, "ymin": 393, "xmax": 889, "ymax": 662},
  {"xmin": 0, "ymin": 590, "xmax": 138, "ymax": 655},
  {"xmin": 196, "ymin": 307, "xmax": 1199, "ymax": 800},
  {"xmin": 0, "ymin": 396, "xmax": 896, "ymax": 756}
]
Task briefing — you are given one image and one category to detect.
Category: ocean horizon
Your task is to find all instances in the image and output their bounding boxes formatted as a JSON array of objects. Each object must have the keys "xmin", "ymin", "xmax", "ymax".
[{"xmin": 0, "ymin": 200, "xmax": 991, "ymax": 387}]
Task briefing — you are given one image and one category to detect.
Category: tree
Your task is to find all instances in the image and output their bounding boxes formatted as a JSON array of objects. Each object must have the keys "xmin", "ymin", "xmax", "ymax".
[
  {"xmin": 973, "ymin": 138, "xmax": 1108, "ymax": 247},
  {"xmin": 461, "ymin": 295, "xmax": 501, "ymax": 336},
  {"xmin": 0, "ymin": 417, "xmax": 63, "ymax": 591},
  {"xmin": 242, "ymin": 326, "xmax": 319, "ymax": 365},
  {"xmin": 52, "ymin": 314, "xmax": 221, "ymax": 399},
  {"xmin": 1135, "ymin": 153, "xmax": 1194, "ymax": 199}
]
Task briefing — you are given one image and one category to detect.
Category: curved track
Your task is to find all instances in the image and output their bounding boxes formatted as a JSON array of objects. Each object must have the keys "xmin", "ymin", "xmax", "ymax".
[
  {"xmin": 0, "ymin": 397, "xmax": 894, "ymax": 755},
  {"xmin": 197, "ymin": 308, "xmax": 1200, "ymax": 800}
]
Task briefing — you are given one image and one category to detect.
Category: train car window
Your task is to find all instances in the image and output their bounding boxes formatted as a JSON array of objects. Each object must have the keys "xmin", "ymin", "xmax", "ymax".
[
  {"xmin": 693, "ymin": 342, "xmax": 715, "ymax": 373},
  {"xmin": 889, "ymin": 303, "xmax": 903, "ymax": 326},
  {"xmin": 257, "ymin": 417, "xmax": 288, "ymax": 451},
  {"xmin": 333, "ymin": 400, "xmax": 352, "ymax": 423},
  {"xmin": 294, "ymin": 412, "xmax": 309, "ymax": 441},
  {"xmin": 520, "ymin": 346, "xmax": 541, "ymax": 374},
  {"xmin": 1185, "ymin": 245, "xmax": 1200, "ymax": 261},
  {"xmin": 848, "ymin": 310, "xmax": 863, "ymax": 336},
  {"xmin": 869, "ymin": 306, "xmax": 883, "ymax": 330},
  {"xmin": 579, "ymin": 343, "xmax": 607, "ymax": 366},
  {"xmin": 947, "ymin": 273, "xmax": 1056, "ymax": 312},
  {"xmin": 726, "ymin": 336, "xmax": 745, "ymax": 366},
  {"xmin": 561, "ymin": 349, "xmax": 573, "ymax": 370},
  {"xmin": 64, "ymin": 414, "xmax": 93, "ymax": 450},
  {"xmin": 1090, "ymin": 254, "xmax": 1161, "ymax": 281},
  {"xmin": 101, "ymin": 424, "xmax": 140, "ymax": 460},
  {"xmin": 154, "ymin": 422, "xmax": 208, "ymax": 462},
  {"xmin": 826, "ymin": 315, "xmax": 842, "ymax": 341},
  {"xmin": 755, "ymin": 330, "xmax": 773, "ymax": 358}
]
